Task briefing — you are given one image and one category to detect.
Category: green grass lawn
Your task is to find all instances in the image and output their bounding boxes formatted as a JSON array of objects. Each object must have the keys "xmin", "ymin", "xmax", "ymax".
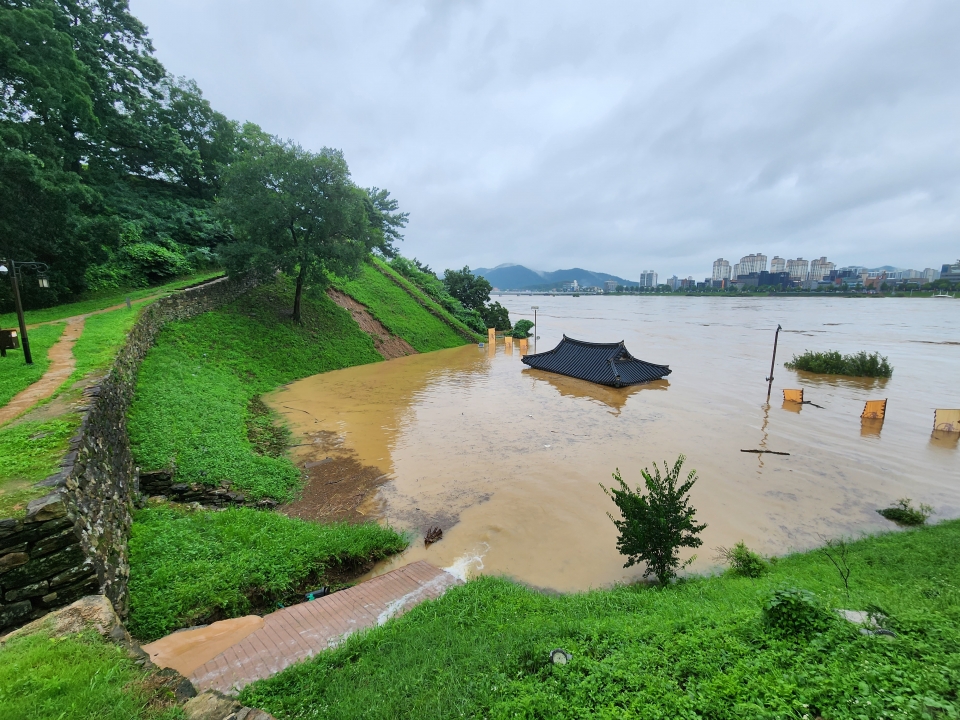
[
  {"xmin": 128, "ymin": 505, "xmax": 408, "ymax": 642},
  {"xmin": 0, "ymin": 416, "xmax": 81, "ymax": 518},
  {"xmin": 128, "ymin": 278, "xmax": 382, "ymax": 501},
  {"xmin": 333, "ymin": 261, "xmax": 472, "ymax": 352},
  {"xmin": 0, "ymin": 630, "xmax": 184, "ymax": 720},
  {"xmin": 0, "ymin": 271, "xmax": 223, "ymax": 328},
  {"xmin": 67, "ymin": 305, "xmax": 141, "ymax": 385},
  {"xmin": 241, "ymin": 521, "xmax": 960, "ymax": 720},
  {"xmin": 0, "ymin": 323, "xmax": 66, "ymax": 410}
]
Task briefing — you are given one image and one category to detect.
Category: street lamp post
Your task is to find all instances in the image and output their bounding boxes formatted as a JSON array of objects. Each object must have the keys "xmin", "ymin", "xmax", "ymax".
[
  {"xmin": 531, "ymin": 306, "xmax": 539, "ymax": 353},
  {"xmin": 1, "ymin": 259, "xmax": 50, "ymax": 366}
]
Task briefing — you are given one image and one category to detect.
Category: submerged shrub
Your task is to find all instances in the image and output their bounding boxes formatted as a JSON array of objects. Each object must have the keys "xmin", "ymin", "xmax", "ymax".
[
  {"xmin": 784, "ymin": 350, "xmax": 892, "ymax": 377},
  {"xmin": 601, "ymin": 455, "xmax": 706, "ymax": 584},
  {"xmin": 511, "ymin": 319, "xmax": 534, "ymax": 338},
  {"xmin": 878, "ymin": 498, "xmax": 933, "ymax": 526},
  {"xmin": 762, "ymin": 587, "xmax": 830, "ymax": 636},
  {"xmin": 716, "ymin": 541, "xmax": 767, "ymax": 578}
]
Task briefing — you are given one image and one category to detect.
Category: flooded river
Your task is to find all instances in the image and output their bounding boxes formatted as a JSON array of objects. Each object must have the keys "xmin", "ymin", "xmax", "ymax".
[{"xmin": 267, "ymin": 296, "xmax": 960, "ymax": 592}]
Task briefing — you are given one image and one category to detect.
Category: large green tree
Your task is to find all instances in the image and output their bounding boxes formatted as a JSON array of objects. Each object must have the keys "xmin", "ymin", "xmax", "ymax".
[
  {"xmin": 442, "ymin": 266, "xmax": 492, "ymax": 312},
  {"xmin": 216, "ymin": 134, "xmax": 407, "ymax": 322}
]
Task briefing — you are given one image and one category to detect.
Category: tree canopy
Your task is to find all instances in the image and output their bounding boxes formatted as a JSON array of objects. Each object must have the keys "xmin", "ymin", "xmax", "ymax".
[{"xmin": 216, "ymin": 135, "xmax": 407, "ymax": 322}]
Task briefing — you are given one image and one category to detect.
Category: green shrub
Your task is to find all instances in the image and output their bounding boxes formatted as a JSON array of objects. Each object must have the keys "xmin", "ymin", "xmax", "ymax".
[
  {"xmin": 761, "ymin": 586, "xmax": 830, "ymax": 636},
  {"xmin": 510, "ymin": 319, "xmax": 534, "ymax": 338},
  {"xmin": 784, "ymin": 350, "xmax": 892, "ymax": 377},
  {"xmin": 878, "ymin": 498, "xmax": 933, "ymax": 526},
  {"xmin": 128, "ymin": 505, "xmax": 408, "ymax": 641},
  {"xmin": 0, "ymin": 630, "xmax": 183, "ymax": 720},
  {"xmin": 601, "ymin": 455, "xmax": 706, "ymax": 583},
  {"xmin": 716, "ymin": 541, "xmax": 767, "ymax": 578}
]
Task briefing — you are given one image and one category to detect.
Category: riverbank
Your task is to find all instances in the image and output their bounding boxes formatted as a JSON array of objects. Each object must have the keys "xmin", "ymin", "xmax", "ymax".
[{"xmin": 241, "ymin": 519, "xmax": 960, "ymax": 719}]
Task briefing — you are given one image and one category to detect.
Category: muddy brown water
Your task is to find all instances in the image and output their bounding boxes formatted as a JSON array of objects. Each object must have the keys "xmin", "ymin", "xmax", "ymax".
[{"xmin": 267, "ymin": 296, "xmax": 960, "ymax": 592}]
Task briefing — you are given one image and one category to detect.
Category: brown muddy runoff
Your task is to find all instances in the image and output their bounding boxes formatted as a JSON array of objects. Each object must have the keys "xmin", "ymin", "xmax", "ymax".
[{"xmin": 267, "ymin": 296, "xmax": 960, "ymax": 592}]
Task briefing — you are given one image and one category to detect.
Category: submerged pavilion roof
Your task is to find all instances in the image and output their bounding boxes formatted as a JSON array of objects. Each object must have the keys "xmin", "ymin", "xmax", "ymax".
[{"xmin": 521, "ymin": 335, "xmax": 671, "ymax": 387}]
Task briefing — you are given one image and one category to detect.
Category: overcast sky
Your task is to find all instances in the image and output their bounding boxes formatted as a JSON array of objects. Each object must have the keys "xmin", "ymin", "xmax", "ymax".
[{"xmin": 131, "ymin": 0, "xmax": 959, "ymax": 280}]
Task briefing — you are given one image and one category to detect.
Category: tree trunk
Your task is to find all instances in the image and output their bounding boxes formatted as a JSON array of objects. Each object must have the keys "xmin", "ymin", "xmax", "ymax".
[{"xmin": 292, "ymin": 262, "xmax": 307, "ymax": 323}]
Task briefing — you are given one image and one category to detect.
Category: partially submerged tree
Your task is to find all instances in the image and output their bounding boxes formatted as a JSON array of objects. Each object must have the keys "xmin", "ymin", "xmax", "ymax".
[
  {"xmin": 217, "ymin": 134, "xmax": 407, "ymax": 322},
  {"xmin": 443, "ymin": 266, "xmax": 492, "ymax": 312},
  {"xmin": 601, "ymin": 455, "xmax": 706, "ymax": 583}
]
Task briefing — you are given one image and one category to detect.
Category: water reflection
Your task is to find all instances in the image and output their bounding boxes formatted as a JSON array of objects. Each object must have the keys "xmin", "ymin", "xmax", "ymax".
[
  {"xmin": 861, "ymin": 418, "xmax": 885, "ymax": 438},
  {"xmin": 929, "ymin": 430, "xmax": 960, "ymax": 449},
  {"xmin": 523, "ymin": 368, "xmax": 668, "ymax": 414}
]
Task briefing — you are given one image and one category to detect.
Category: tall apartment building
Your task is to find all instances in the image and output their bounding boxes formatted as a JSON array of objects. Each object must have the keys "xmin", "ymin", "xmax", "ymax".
[
  {"xmin": 924, "ymin": 268, "xmax": 941, "ymax": 282},
  {"xmin": 638, "ymin": 270, "xmax": 658, "ymax": 287},
  {"xmin": 712, "ymin": 258, "xmax": 731, "ymax": 281},
  {"xmin": 808, "ymin": 257, "xmax": 835, "ymax": 281},
  {"xmin": 770, "ymin": 256, "xmax": 786, "ymax": 273},
  {"xmin": 737, "ymin": 253, "xmax": 767, "ymax": 276},
  {"xmin": 786, "ymin": 258, "xmax": 809, "ymax": 280}
]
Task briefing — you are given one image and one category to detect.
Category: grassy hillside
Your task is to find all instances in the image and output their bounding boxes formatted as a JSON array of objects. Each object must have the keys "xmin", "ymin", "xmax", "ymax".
[
  {"xmin": 241, "ymin": 520, "xmax": 960, "ymax": 719},
  {"xmin": 128, "ymin": 278, "xmax": 382, "ymax": 501},
  {"xmin": 128, "ymin": 505, "xmax": 408, "ymax": 641},
  {"xmin": 333, "ymin": 260, "xmax": 476, "ymax": 351}
]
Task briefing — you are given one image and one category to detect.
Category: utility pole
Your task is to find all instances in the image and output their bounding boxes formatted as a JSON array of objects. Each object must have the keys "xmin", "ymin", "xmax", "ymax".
[
  {"xmin": 2, "ymin": 260, "xmax": 32, "ymax": 365},
  {"xmin": 766, "ymin": 324, "xmax": 782, "ymax": 401},
  {"xmin": 531, "ymin": 306, "xmax": 539, "ymax": 353}
]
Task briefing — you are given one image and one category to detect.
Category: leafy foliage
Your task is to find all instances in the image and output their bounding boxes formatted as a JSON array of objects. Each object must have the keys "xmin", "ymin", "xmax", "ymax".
[
  {"xmin": 442, "ymin": 266, "xmax": 492, "ymax": 312},
  {"xmin": 128, "ymin": 505, "xmax": 407, "ymax": 641},
  {"xmin": 761, "ymin": 586, "xmax": 831, "ymax": 636},
  {"xmin": 388, "ymin": 255, "xmax": 486, "ymax": 333},
  {"xmin": 601, "ymin": 455, "xmax": 706, "ymax": 583},
  {"xmin": 510, "ymin": 319, "xmax": 534, "ymax": 338},
  {"xmin": 878, "ymin": 498, "xmax": 933, "ymax": 526},
  {"xmin": 785, "ymin": 350, "xmax": 893, "ymax": 377},
  {"xmin": 716, "ymin": 541, "xmax": 767, "ymax": 578},
  {"xmin": 482, "ymin": 300, "xmax": 511, "ymax": 331},
  {"xmin": 241, "ymin": 520, "xmax": 960, "ymax": 719},
  {"xmin": 0, "ymin": 630, "xmax": 184, "ymax": 720},
  {"xmin": 128, "ymin": 278, "xmax": 382, "ymax": 500}
]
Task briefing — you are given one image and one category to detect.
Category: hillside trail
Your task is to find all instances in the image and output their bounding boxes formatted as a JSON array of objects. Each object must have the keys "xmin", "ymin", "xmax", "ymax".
[{"xmin": 0, "ymin": 292, "xmax": 166, "ymax": 427}]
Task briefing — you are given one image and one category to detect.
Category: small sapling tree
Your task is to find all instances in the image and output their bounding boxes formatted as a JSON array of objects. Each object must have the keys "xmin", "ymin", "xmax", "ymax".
[{"xmin": 601, "ymin": 455, "xmax": 706, "ymax": 584}]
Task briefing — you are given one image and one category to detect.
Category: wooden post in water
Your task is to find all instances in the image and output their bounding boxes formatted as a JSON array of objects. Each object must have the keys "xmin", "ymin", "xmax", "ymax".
[{"xmin": 766, "ymin": 324, "xmax": 782, "ymax": 401}]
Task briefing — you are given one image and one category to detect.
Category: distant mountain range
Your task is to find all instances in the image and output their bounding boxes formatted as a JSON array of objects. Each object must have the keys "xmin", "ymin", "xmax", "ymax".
[{"xmin": 473, "ymin": 263, "xmax": 638, "ymax": 290}]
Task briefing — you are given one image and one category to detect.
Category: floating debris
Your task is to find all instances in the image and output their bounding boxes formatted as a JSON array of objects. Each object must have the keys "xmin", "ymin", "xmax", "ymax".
[
  {"xmin": 741, "ymin": 449, "xmax": 790, "ymax": 456},
  {"xmin": 424, "ymin": 526, "xmax": 443, "ymax": 547}
]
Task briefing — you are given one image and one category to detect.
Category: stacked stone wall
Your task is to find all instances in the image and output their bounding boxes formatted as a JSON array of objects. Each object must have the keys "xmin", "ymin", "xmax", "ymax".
[{"xmin": 0, "ymin": 275, "xmax": 256, "ymax": 632}]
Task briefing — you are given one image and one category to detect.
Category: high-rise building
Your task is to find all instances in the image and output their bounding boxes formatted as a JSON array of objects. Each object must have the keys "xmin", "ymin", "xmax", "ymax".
[
  {"xmin": 942, "ymin": 260, "xmax": 960, "ymax": 283},
  {"xmin": 667, "ymin": 275, "xmax": 680, "ymax": 290},
  {"xmin": 786, "ymin": 258, "xmax": 809, "ymax": 280},
  {"xmin": 732, "ymin": 263, "xmax": 741, "ymax": 278},
  {"xmin": 737, "ymin": 253, "xmax": 767, "ymax": 275},
  {"xmin": 924, "ymin": 268, "xmax": 941, "ymax": 282},
  {"xmin": 770, "ymin": 256, "xmax": 786, "ymax": 273},
  {"xmin": 808, "ymin": 257, "xmax": 835, "ymax": 281},
  {"xmin": 712, "ymin": 258, "xmax": 731, "ymax": 281},
  {"xmin": 638, "ymin": 270, "xmax": 658, "ymax": 287},
  {"xmin": 604, "ymin": 280, "xmax": 618, "ymax": 292}
]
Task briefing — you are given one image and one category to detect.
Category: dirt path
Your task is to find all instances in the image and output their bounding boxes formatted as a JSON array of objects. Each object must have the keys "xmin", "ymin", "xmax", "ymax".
[
  {"xmin": 0, "ymin": 316, "xmax": 85, "ymax": 426},
  {"xmin": 24, "ymin": 294, "xmax": 159, "ymax": 330},
  {"xmin": 326, "ymin": 288, "xmax": 416, "ymax": 360}
]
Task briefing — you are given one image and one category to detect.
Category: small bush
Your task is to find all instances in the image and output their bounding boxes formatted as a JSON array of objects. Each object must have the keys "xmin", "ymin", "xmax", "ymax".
[
  {"xmin": 601, "ymin": 455, "xmax": 706, "ymax": 584},
  {"xmin": 878, "ymin": 498, "xmax": 933, "ymax": 526},
  {"xmin": 784, "ymin": 350, "xmax": 892, "ymax": 377},
  {"xmin": 510, "ymin": 319, "xmax": 534, "ymax": 338},
  {"xmin": 715, "ymin": 541, "xmax": 767, "ymax": 578},
  {"xmin": 761, "ymin": 587, "xmax": 830, "ymax": 636}
]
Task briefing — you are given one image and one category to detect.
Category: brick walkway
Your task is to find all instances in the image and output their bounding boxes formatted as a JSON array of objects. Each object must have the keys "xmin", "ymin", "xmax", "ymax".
[{"xmin": 188, "ymin": 561, "xmax": 461, "ymax": 695}]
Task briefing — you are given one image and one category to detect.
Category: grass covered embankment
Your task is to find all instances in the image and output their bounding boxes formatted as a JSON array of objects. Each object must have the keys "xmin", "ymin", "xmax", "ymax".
[
  {"xmin": 128, "ymin": 278, "xmax": 383, "ymax": 501},
  {"xmin": 128, "ymin": 505, "xmax": 407, "ymax": 641},
  {"xmin": 785, "ymin": 350, "xmax": 893, "ymax": 378},
  {"xmin": 242, "ymin": 521, "xmax": 960, "ymax": 719},
  {"xmin": 0, "ymin": 630, "xmax": 184, "ymax": 720},
  {"xmin": 333, "ymin": 259, "xmax": 478, "ymax": 351}
]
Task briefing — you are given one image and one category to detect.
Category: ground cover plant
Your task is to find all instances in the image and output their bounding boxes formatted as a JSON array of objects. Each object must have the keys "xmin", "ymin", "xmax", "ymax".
[
  {"xmin": 66, "ymin": 306, "xmax": 141, "ymax": 385},
  {"xmin": 0, "ymin": 416, "xmax": 81, "ymax": 517},
  {"xmin": 0, "ymin": 630, "xmax": 184, "ymax": 720},
  {"xmin": 241, "ymin": 520, "xmax": 960, "ymax": 719},
  {"xmin": 0, "ymin": 272, "xmax": 222, "ymax": 328},
  {"xmin": 128, "ymin": 278, "xmax": 382, "ymax": 500},
  {"xmin": 0, "ymin": 323, "xmax": 65, "ymax": 409},
  {"xmin": 128, "ymin": 505, "xmax": 407, "ymax": 641},
  {"xmin": 333, "ymin": 260, "xmax": 475, "ymax": 351},
  {"xmin": 785, "ymin": 350, "xmax": 893, "ymax": 378},
  {"xmin": 878, "ymin": 498, "xmax": 933, "ymax": 527}
]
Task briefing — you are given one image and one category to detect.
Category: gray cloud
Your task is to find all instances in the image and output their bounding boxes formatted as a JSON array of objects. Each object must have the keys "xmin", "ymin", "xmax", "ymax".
[{"xmin": 131, "ymin": 0, "xmax": 960, "ymax": 278}]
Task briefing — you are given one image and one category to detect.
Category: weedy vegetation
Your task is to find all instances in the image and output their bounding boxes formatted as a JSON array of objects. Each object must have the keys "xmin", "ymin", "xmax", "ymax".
[
  {"xmin": 877, "ymin": 498, "xmax": 933, "ymax": 527},
  {"xmin": 715, "ymin": 541, "xmax": 768, "ymax": 578},
  {"xmin": 785, "ymin": 350, "xmax": 893, "ymax": 378}
]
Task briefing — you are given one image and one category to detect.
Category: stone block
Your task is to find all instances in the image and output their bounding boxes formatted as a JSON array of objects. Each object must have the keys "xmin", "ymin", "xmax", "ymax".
[
  {"xmin": 0, "ymin": 542, "xmax": 28, "ymax": 556},
  {"xmin": 5, "ymin": 580, "xmax": 49, "ymax": 602},
  {"xmin": 1, "ymin": 595, "xmax": 121, "ymax": 642},
  {"xmin": 25, "ymin": 493, "xmax": 67, "ymax": 523},
  {"xmin": 55, "ymin": 576, "xmax": 100, "ymax": 606},
  {"xmin": 1, "ymin": 545, "xmax": 85, "ymax": 590},
  {"xmin": 48, "ymin": 561, "xmax": 95, "ymax": 588},
  {"xmin": 0, "ymin": 519, "xmax": 22, "ymax": 539},
  {"xmin": 0, "ymin": 600, "xmax": 33, "ymax": 629},
  {"xmin": 0, "ymin": 552, "xmax": 29, "ymax": 573},
  {"xmin": 31, "ymin": 528, "xmax": 80, "ymax": 557}
]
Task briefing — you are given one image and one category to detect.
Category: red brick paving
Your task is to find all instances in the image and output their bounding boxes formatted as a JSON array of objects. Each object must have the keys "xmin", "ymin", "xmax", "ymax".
[{"xmin": 188, "ymin": 561, "xmax": 461, "ymax": 695}]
